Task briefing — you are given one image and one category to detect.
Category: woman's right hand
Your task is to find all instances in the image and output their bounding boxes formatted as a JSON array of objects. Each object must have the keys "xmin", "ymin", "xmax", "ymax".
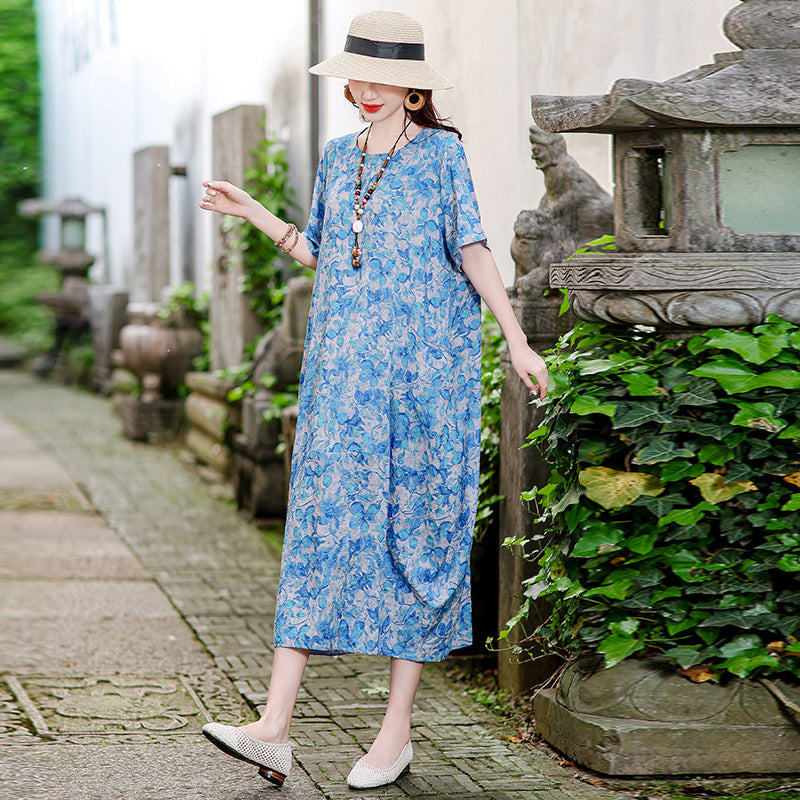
[{"xmin": 199, "ymin": 180, "xmax": 257, "ymax": 220}]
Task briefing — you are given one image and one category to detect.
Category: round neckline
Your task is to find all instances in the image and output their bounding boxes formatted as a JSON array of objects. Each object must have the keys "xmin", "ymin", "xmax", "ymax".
[{"xmin": 353, "ymin": 127, "xmax": 429, "ymax": 158}]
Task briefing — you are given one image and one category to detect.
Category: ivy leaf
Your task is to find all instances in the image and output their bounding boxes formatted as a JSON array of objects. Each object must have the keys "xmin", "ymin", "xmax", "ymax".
[
  {"xmin": 610, "ymin": 618, "xmax": 640, "ymax": 636},
  {"xmin": 729, "ymin": 401, "xmax": 787, "ymax": 433},
  {"xmin": 571, "ymin": 526, "xmax": 624, "ymax": 558},
  {"xmin": 570, "ymin": 396, "xmax": 617, "ymax": 418},
  {"xmin": 598, "ymin": 632, "xmax": 645, "ymax": 668},
  {"xmin": 723, "ymin": 462, "xmax": 757, "ymax": 483},
  {"xmin": 579, "ymin": 467, "xmax": 665, "ymax": 509},
  {"xmin": 659, "ymin": 461, "xmax": 705, "ymax": 482},
  {"xmin": 690, "ymin": 358, "xmax": 758, "ymax": 393},
  {"xmin": 689, "ymin": 473, "xmax": 758, "ymax": 504},
  {"xmin": 632, "ymin": 491, "xmax": 684, "ymax": 518},
  {"xmin": 579, "ymin": 358, "xmax": 623, "ymax": 376},
  {"xmin": 626, "ymin": 532, "xmax": 658, "ymax": 554},
  {"xmin": 719, "ymin": 652, "xmax": 780, "ymax": 678},
  {"xmin": 664, "ymin": 549, "xmax": 711, "ymax": 582},
  {"xmin": 777, "ymin": 553, "xmax": 800, "ymax": 571},
  {"xmin": 718, "ymin": 634, "xmax": 762, "ymax": 658},
  {"xmin": 585, "ymin": 579, "xmax": 635, "ymax": 600},
  {"xmin": 614, "ymin": 402, "xmax": 673, "ymax": 429},
  {"xmin": 621, "ymin": 373, "xmax": 666, "ymax": 397},
  {"xmin": 777, "ymin": 424, "xmax": 800, "ymax": 440},
  {"xmin": 696, "ymin": 329, "xmax": 788, "ymax": 365},
  {"xmin": 659, "ymin": 502, "xmax": 718, "ymax": 527},
  {"xmin": 781, "ymin": 495, "xmax": 800, "ymax": 512},
  {"xmin": 698, "ymin": 443, "xmax": 734, "ymax": 466},
  {"xmin": 523, "ymin": 580, "xmax": 550, "ymax": 600},
  {"xmin": 634, "ymin": 441, "xmax": 695, "ymax": 465},
  {"xmin": 752, "ymin": 370, "xmax": 800, "ymax": 390},
  {"xmin": 668, "ymin": 379, "xmax": 718, "ymax": 408}
]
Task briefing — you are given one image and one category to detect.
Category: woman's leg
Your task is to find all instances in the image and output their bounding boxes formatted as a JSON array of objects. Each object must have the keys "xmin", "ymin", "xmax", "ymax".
[
  {"xmin": 362, "ymin": 657, "xmax": 423, "ymax": 767},
  {"xmin": 242, "ymin": 646, "xmax": 309, "ymax": 743}
]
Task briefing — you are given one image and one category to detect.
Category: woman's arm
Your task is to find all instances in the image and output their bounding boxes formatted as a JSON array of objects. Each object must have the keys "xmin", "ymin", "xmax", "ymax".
[
  {"xmin": 200, "ymin": 180, "xmax": 317, "ymax": 270},
  {"xmin": 461, "ymin": 241, "xmax": 549, "ymax": 397}
]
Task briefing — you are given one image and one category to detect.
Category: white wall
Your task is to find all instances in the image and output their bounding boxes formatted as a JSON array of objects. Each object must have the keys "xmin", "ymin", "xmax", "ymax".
[
  {"xmin": 36, "ymin": 0, "xmax": 311, "ymax": 295},
  {"xmin": 37, "ymin": 0, "xmax": 734, "ymax": 290}
]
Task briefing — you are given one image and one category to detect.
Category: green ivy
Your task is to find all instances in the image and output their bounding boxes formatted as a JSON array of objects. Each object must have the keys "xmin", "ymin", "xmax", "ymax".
[
  {"xmin": 220, "ymin": 131, "xmax": 307, "ymax": 331},
  {"xmin": 476, "ymin": 310, "xmax": 506, "ymax": 540},
  {"xmin": 515, "ymin": 315, "xmax": 800, "ymax": 682}
]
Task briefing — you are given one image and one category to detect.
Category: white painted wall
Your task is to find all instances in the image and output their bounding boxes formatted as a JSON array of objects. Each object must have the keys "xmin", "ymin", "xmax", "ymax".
[{"xmin": 36, "ymin": 0, "xmax": 734, "ymax": 290}]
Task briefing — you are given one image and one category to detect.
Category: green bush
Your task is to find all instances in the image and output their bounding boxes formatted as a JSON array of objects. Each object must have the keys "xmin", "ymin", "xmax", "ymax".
[
  {"xmin": 0, "ymin": 239, "xmax": 57, "ymax": 353},
  {"xmin": 0, "ymin": 0, "xmax": 46, "ymax": 351},
  {"xmin": 515, "ymin": 315, "xmax": 800, "ymax": 682},
  {"xmin": 476, "ymin": 309, "xmax": 505, "ymax": 540}
]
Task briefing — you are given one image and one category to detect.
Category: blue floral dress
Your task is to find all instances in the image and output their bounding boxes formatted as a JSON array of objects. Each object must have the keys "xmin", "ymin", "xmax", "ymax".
[{"xmin": 273, "ymin": 128, "xmax": 487, "ymax": 661}]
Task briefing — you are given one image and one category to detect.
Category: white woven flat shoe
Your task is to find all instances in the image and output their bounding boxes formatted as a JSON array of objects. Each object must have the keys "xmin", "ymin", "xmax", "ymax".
[
  {"xmin": 347, "ymin": 741, "xmax": 413, "ymax": 789},
  {"xmin": 202, "ymin": 722, "xmax": 292, "ymax": 787}
]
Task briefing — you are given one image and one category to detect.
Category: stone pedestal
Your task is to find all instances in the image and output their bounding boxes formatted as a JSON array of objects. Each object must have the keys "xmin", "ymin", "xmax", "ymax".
[
  {"xmin": 233, "ymin": 392, "xmax": 287, "ymax": 520},
  {"xmin": 535, "ymin": 658, "xmax": 800, "ymax": 775},
  {"xmin": 210, "ymin": 105, "xmax": 266, "ymax": 370},
  {"xmin": 133, "ymin": 146, "xmax": 171, "ymax": 303},
  {"xmin": 183, "ymin": 372, "xmax": 239, "ymax": 475},
  {"xmin": 118, "ymin": 395, "xmax": 183, "ymax": 443},
  {"xmin": 87, "ymin": 285, "xmax": 128, "ymax": 394}
]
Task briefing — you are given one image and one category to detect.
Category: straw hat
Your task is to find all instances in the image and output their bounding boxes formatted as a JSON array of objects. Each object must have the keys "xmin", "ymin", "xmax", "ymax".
[{"xmin": 309, "ymin": 10, "xmax": 453, "ymax": 90}]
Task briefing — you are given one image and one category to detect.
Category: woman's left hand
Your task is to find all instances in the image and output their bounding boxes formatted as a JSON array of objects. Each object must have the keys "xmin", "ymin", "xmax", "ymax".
[{"xmin": 509, "ymin": 343, "xmax": 549, "ymax": 399}]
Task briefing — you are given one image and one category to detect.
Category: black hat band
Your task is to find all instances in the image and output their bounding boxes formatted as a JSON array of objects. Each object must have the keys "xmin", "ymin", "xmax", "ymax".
[{"xmin": 344, "ymin": 35, "xmax": 425, "ymax": 61}]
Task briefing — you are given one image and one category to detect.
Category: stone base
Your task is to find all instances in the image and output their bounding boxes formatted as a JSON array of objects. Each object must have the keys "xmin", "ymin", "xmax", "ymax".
[
  {"xmin": 182, "ymin": 372, "xmax": 239, "ymax": 476},
  {"xmin": 534, "ymin": 658, "xmax": 800, "ymax": 775},
  {"xmin": 232, "ymin": 434, "xmax": 286, "ymax": 520},
  {"xmin": 185, "ymin": 427, "xmax": 231, "ymax": 474},
  {"xmin": 118, "ymin": 395, "xmax": 183, "ymax": 443}
]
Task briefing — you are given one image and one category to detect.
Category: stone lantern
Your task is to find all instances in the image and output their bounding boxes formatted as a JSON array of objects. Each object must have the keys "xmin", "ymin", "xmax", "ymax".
[
  {"xmin": 18, "ymin": 196, "xmax": 107, "ymax": 377},
  {"xmin": 18, "ymin": 196, "xmax": 105, "ymax": 281},
  {"xmin": 536, "ymin": 0, "xmax": 800, "ymax": 329}
]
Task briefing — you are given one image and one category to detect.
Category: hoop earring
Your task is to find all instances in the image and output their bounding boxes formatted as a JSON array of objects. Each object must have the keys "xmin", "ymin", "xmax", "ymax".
[
  {"xmin": 404, "ymin": 91, "xmax": 425, "ymax": 112},
  {"xmin": 344, "ymin": 85, "xmax": 357, "ymax": 107}
]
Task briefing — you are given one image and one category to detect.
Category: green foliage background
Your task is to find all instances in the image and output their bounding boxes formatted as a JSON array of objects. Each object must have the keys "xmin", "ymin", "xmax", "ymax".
[
  {"xmin": 477, "ymin": 310, "xmax": 505, "ymax": 540},
  {"xmin": 518, "ymin": 317, "xmax": 800, "ymax": 682},
  {"xmin": 0, "ymin": 0, "xmax": 55, "ymax": 352}
]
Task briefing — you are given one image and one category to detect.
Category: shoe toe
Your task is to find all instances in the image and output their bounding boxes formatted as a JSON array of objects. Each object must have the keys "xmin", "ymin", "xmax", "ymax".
[{"xmin": 346, "ymin": 742, "xmax": 412, "ymax": 789}]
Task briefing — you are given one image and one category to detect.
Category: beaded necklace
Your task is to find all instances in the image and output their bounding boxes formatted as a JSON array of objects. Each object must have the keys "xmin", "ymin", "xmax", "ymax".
[{"xmin": 351, "ymin": 120, "xmax": 412, "ymax": 269}]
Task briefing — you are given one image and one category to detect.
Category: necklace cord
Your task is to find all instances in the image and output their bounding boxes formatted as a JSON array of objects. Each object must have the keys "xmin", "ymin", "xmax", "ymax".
[{"xmin": 352, "ymin": 119, "xmax": 413, "ymax": 269}]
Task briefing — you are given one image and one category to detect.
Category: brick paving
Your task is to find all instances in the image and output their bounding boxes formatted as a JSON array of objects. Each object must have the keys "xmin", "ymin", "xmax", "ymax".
[{"xmin": 0, "ymin": 370, "xmax": 618, "ymax": 800}]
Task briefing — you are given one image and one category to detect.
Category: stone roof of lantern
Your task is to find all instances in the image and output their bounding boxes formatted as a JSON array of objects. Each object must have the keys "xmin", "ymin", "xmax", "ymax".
[{"xmin": 532, "ymin": 1, "xmax": 800, "ymax": 133}]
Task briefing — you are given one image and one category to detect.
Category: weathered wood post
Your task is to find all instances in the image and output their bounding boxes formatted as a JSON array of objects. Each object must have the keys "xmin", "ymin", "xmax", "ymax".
[
  {"xmin": 184, "ymin": 104, "xmax": 267, "ymax": 473},
  {"xmin": 133, "ymin": 145, "xmax": 184, "ymax": 302},
  {"xmin": 210, "ymin": 105, "xmax": 265, "ymax": 371}
]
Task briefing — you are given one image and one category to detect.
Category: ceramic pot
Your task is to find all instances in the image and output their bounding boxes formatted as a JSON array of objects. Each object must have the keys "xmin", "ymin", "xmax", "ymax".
[{"xmin": 119, "ymin": 324, "xmax": 203, "ymax": 399}]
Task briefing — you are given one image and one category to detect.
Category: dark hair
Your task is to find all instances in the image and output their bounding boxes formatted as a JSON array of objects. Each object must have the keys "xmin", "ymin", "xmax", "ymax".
[{"xmin": 406, "ymin": 89, "xmax": 462, "ymax": 139}]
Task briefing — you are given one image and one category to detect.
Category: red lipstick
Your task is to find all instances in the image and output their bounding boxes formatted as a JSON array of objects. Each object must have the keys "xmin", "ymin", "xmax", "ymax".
[{"xmin": 362, "ymin": 104, "xmax": 383, "ymax": 114}]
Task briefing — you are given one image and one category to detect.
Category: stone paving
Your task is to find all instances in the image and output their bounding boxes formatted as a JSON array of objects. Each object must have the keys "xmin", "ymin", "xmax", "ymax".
[{"xmin": 0, "ymin": 370, "xmax": 619, "ymax": 800}]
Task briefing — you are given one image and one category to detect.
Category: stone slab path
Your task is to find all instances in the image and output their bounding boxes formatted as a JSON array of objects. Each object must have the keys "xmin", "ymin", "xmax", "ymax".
[{"xmin": 0, "ymin": 371, "xmax": 618, "ymax": 800}]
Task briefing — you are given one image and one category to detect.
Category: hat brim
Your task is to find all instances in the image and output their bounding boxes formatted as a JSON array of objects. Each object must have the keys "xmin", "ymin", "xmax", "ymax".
[{"xmin": 309, "ymin": 51, "xmax": 453, "ymax": 90}]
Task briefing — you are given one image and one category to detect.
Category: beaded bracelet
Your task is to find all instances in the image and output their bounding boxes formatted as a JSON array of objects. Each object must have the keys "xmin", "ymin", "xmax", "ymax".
[{"xmin": 275, "ymin": 224, "xmax": 299, "ymax": 255}]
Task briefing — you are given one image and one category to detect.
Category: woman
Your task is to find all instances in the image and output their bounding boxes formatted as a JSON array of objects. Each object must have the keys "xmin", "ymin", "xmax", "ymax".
[{"xmin": 198, "ymin": 10, "xmax": 548, "ymax": 791}]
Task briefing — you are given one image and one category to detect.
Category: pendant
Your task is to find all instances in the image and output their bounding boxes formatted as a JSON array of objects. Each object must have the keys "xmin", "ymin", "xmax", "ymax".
[{"xmin": 352, "ymin": 219, "xmax": 364, "ymax": 234}]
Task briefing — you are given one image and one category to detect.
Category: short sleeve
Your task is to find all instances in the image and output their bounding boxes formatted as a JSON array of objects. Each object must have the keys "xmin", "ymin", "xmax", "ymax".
[
  {"xmin": 440, "ymin": 137, "xmax": 488, "ymax": 270},
  {"xmin": 303, "ymin": 145, "xmax": 329, "ymax": 260}
]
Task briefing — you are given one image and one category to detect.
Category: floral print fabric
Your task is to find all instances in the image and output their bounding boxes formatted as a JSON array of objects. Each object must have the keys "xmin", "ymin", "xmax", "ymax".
[{"xmin": 274, "ymin": 129, "xmax": 486, "ymax": 661}]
